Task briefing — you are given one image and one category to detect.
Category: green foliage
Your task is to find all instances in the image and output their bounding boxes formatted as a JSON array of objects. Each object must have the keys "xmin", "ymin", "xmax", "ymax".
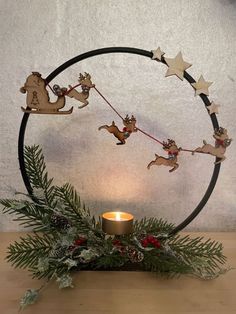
[
  {"xmin": 94, "ymin": 252, "xmax": 128, "ymax": 269},
  {"xmin": 54, "ymin": 183, "xmax": 98, "ymax": 232},
  {"xmin": 54, "ymin": 183, "xmax": 82, "ymax": 212},
  {"xmin": 24, "ymin": 145, "xmax": 55, "ymax": 206},
  {"xmin": 7, "ymin": 233, "xmax": 55, "ymax": 270},
  {"xmin": 0, "ymin": 145, "xmax": 230, "ymax": 308},
  {"xmin": 19, "ymin": 289, "xmax": 39, "ymax": 310},
  {"xmin": 0, "ymin": 199, "xmax": 52, "ymax": 231},
  {"xmin": 168, "ymin": 235, "xmax": 227, "ymax": 276},
  {"xmin": 133, "ymin": 217, "xmax": 174, "ymax": 235},
  {"xmin": 56, "ymin": 273, "xmax": 74, "ymax": 289},
  {"xmin": 142, "ymin": 250, "xmax": 192, "ymax": 277}
]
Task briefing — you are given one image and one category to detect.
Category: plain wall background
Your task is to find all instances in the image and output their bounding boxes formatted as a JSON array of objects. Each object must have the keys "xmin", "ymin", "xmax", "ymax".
[{"xmin": 0, "ymin": 0, "xmax": 235, "ymax": 231}]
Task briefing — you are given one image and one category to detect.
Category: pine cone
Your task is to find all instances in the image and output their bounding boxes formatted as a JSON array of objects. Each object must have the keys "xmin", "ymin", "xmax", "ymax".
[
  {"xmin": 126, "ymin": 246, "xmax": 144, "ymax": 263},
  {"xmin": 50, "ymin": 214, "xmax": 71, "ymax": 230}
]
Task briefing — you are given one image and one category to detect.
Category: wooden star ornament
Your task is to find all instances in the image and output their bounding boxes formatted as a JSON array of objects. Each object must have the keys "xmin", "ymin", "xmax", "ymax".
[
  {"xmin": 151, "ymin": 47, "xmax": 165, "ymax": 61},
  {"xmin": 207, "ymin": 101, "xmax": 220, "ymax": 115},
  {"xmin": 191, "ymin": 75, "xmax": 213, "ymax": 96},
  {"xmin": 164, "ymin": 52, "xmax": 192, "ymax": 80}
]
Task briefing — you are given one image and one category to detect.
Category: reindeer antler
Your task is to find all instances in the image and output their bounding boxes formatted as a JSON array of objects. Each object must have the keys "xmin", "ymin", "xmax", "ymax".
[
  {"xmin": 32, "ymin": 72, "xmax": 42, "ymax": 77},
  {"xmin": 123, "ymin": 114, "xmax": 136, "ymax": 124},
  {"xmin": 84, "ymin": 72, "xmax": 91, "ymax": 79},
  {"xmin": 163, "ymin": 139, "xmax": 176, "ymax": 149},
  {"xmin": 131, "ymin": 115, "xmax": 136, "ymax": 122},
  {"xmin": 215, "ymin": 127, "xmax": 226, "ymax": 136},
  {"xmin": 79, "ymin": 73, "xmax": 85, "ymax": 81},
  {"xmin": 124, "ymin": 114, "xmax": 130, "ymax": 122}
]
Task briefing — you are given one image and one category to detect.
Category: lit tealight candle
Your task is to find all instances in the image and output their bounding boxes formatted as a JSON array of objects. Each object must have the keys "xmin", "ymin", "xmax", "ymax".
[{"xmin": 102, "ymin": 211, "xmax": 134, "ymax": 235}]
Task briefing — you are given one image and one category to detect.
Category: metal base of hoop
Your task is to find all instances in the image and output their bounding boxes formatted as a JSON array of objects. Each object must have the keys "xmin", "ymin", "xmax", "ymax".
[{"xmin": 18, "ymin": 47, "xmax": 221, "ymax": 236}]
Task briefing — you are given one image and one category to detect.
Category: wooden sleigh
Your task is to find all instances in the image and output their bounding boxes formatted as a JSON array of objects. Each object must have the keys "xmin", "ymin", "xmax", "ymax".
[{"xmin": 20, "ymin": 72, "xmax": 94, "ymax": 114}]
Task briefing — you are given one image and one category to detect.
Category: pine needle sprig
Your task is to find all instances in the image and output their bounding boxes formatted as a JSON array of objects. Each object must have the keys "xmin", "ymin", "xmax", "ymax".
[
  {"xmin": 0, "ymin": 199, "xmax": 52, "ymax": 231},
  {"xmin": 54, "ymin": 183, "xmax": 81, "ymax": 212},
  {"xmin": 7, "ymin": 233, "xmax": 56, "ymax": 270},
  {"xmin": 133, "ymin": 217, "xmax": 174, "ymax": 235},
  {"xmin": 30, "ymin": 261, "xmax": 68, "ymax": 280},
  {"xmin": 168, "ymin": 235, "xmax": 226, "ymax": 262},
  {"xmin": 94, "ymin": 253, "xmax": 128, "ymax": 269},
  {"xmin": 167, "ymin": 235, "xmax": 227, "ymax": 276},
  {"xmin": 142, "ymin": 250, "xmax": 192, "ymax": 277},
  {"xmin": 54, "ymin": 183, "xmax": 99, "ymax": 232},
  {"xmin": 24, "ymin": 145, "xmax": 55, "ymax": 206}
]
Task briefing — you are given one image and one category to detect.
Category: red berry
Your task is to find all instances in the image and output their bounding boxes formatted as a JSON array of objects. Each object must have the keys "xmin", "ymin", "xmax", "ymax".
[
  {"xmin": 147, "ymin": 235, "xmax": 154, "ymax": 242},
  {"xmin": 113, "ymin": 239, "xmax": 122, "ymax": 246},
  {"xmin": 153, "ymin": 240, "xmax": 161, "ymax": 248},
  {"xmin": 141, "ymin": 239, "xmax": 148, "ymax": 247},
  {"xmin": 74, "ymin": 238, "xmax": 86, "ymax": 246}
]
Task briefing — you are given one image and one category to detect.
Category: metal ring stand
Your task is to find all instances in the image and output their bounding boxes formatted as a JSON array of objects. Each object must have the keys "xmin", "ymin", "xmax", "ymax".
[{"xmin": 18, "ymin": 47, "xmax": 221, "ymax": 236}]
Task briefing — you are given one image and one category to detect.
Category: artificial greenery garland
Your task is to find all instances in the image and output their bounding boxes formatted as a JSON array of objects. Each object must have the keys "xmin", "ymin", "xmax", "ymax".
[{"xmin": 0, "ymin": 145, "xmax": 229, "ymax": 310}]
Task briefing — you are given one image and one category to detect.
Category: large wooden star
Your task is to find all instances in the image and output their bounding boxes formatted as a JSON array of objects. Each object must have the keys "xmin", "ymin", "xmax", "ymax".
[
  {"xmin": 207, "ymin": 101, "xmax": 220, "ymax": 115},
  {"xmin": 164, "ymin": 52, "xmax": 192, "ymax": 80},
  {"xmin": 151, "ymin": 47, "xmax": 165, "ymax": 61},
  {"xmin": 191, "ymin": 75, "xmax": 213, "ymax": 96}
]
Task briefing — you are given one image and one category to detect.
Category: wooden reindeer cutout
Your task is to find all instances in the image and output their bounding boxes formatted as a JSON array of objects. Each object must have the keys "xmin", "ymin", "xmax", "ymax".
[
  {"xmin": 193, "ymin": 127, "xmax": 232, "ymax": 164},
  {"xmin": 20, "ymin": 72, "xmax": 73, "ymax": 114},
  {"xmin": 67, "ymin": 73, "xmax": 95, "ymax": 109},
  {"xmin": 147, "ymin": 139, "xmax": 181, "ymax": 172},
  {"xmin": 98, "ymin": 115, "xmax": 137, "ymax": 145}
]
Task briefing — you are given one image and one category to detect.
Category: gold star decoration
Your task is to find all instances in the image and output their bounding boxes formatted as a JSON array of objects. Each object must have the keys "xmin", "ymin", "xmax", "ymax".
[
  {"xmin": 151, "ymin": 47, "xmax": 165, "ymax": 61},
  {"xmin": 191, "ymin": 75, "xmax": 213, "ymax": 96},
  {"xmin": 207, "ymin": 101, "xmax": 220, "ymax": 115},
  {"xmin": 164, "ymin": 52, "xmax": 192, "ymax": 80}
]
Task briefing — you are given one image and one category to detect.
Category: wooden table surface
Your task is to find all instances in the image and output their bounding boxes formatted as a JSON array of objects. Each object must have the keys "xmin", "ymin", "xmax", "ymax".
[{"xmin": 0, "ymin": 232, "xmax": 235, "ymax": 314}]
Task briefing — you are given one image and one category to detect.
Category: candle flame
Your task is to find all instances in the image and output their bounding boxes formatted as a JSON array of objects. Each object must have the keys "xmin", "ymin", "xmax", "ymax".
[{"xmin": 116, "ymin": 212, "xmax": 121, "ymax": 221}]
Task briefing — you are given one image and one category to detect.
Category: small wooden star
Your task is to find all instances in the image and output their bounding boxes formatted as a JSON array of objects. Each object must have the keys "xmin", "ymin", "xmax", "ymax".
[
  {"xmin": 151, "ymin": 47, "xmax": 165, "ymax": 61},
  {"xmin": 207, "ymin": 101, "xmax": 220, "ymax": 115},
  {"xmin": 164, "ymin": 52, "xmax": 192, "ymax": 80},
  {"xmin": 191, "ymin": 75, "xmax": 213, "ymax": 96}
]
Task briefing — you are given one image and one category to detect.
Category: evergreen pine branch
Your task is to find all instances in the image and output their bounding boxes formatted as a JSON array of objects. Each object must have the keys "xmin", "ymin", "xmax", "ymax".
[
  {"xmin": 167, "ymin": 234, "xmax": 227, "ymax": 276},
  {"xmin": 54, "ymin": 183, "xmax": 99, "ymax": 232},
  {"xmin": 54, "ymin": 183, "xmax": 81, "ymax": 212},
  {"xmin": 133, "ymin": 217, "xmax": 175, "ymax": 235},
  {"xmin": 94, "ymin": 253, "xmax": 128, "ymax": 269},
  {"xmin": 24, "ymin": 145, "xmax": 55, "ymax": 206},
  {"xmin": 31, "ymin": 262, "xmax": 68, "ymax": 280},
  {"xmin": 168, "ymin": 235, "xmax": 226, "ymax": 262},
  {"xmin": 7, "ymin": 233, "xmax": 56, "ymax": 270},
  {"xmin": 0, "ymin": 199, "xmax": 52, "ymax": 231},
  {"xmin": 142, "ymin": 251, "xmax": 192, "ymax": 277}
]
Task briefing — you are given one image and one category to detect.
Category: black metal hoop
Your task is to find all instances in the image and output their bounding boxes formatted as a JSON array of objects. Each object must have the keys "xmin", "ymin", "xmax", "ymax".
[{"xmin": 18, "ymin": 47, "xmax": 221, "ymax": 236}]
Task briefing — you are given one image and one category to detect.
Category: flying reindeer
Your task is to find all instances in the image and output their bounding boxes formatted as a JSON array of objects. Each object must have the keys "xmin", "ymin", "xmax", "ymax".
[
  {"xmin": 66, "ymin": 73, "xmax": 95, "ymax": 108},
  {"xmin": 193, "ymin": 127, "xmax": 232, "ymax": 164},
  {"xmin": 147, "ymin": 139, "xmax": 181, "ymax": 173},
  {"xmin": 98, "ymin": 115, "xmax": 137, "ymax": 145}
]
